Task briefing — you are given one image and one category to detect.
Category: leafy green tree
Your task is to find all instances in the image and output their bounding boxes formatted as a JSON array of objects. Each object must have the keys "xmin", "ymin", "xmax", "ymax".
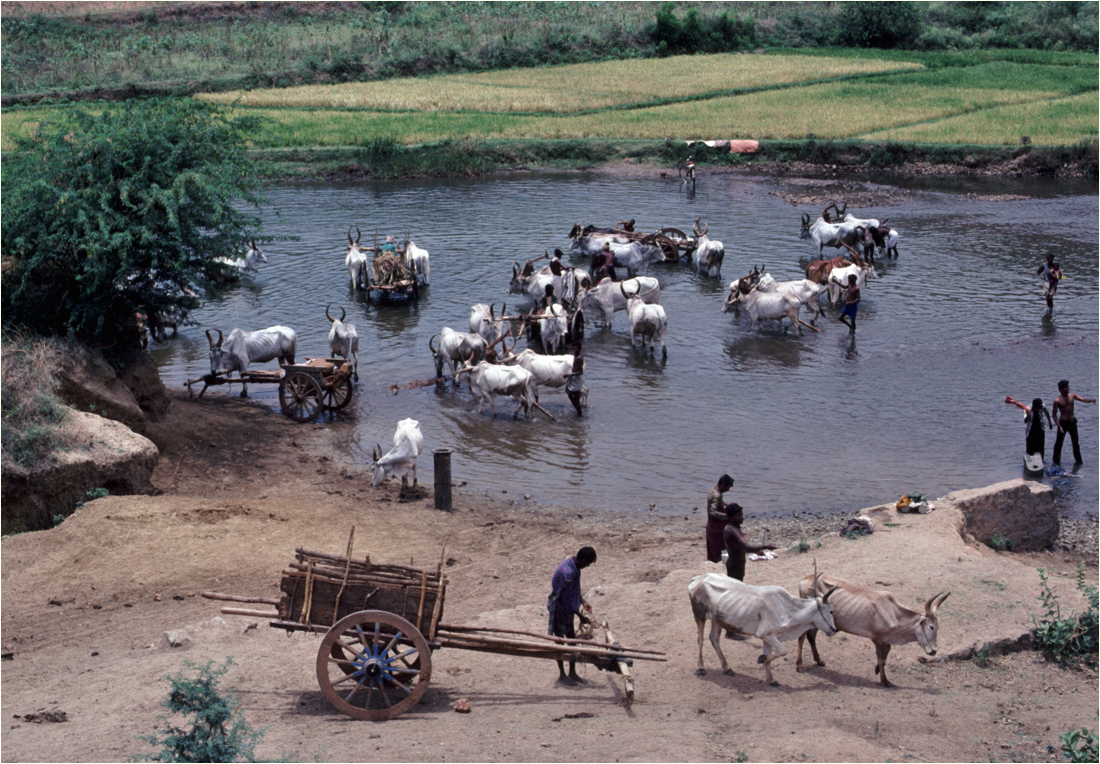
[
  {"xmin": 833, "ymin": 1, "xmax": 922, "ymax": 49},
  {"xmin": 135, "ymin": 659, "xmax": 264, "ymax": 763},
  {"xmin": 2, "ymin": 98, "xmax": 267, "ymax": 347}
]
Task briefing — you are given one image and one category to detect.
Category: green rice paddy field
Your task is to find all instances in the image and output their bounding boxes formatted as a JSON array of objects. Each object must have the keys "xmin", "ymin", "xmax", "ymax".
[{"xmin": 3, "ymin": 52, "xmax": 1096, "ymax": 150}]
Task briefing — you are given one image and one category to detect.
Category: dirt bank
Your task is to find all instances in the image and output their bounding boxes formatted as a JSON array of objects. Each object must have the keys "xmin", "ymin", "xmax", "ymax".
[{"xmin": 2, "ymin": 390, "xmax": 1096, "ymax": 763}]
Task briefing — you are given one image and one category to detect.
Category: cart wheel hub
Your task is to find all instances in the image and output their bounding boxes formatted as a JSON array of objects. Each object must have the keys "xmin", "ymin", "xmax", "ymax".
[{"xmin": 362, "ymin": 659, "xmax": 384, "ymax": 680}]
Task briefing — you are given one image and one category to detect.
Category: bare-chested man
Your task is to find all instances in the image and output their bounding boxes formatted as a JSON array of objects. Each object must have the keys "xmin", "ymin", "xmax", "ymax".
[{"xmin": 1052, "ymin": 380, "xmax": 1096, "ymax": 465}]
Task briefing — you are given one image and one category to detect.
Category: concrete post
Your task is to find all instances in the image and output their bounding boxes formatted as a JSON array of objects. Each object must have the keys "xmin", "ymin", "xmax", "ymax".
[{"xmin": 434, "ymin": 448, "xmax": 452, "ymax": 511}]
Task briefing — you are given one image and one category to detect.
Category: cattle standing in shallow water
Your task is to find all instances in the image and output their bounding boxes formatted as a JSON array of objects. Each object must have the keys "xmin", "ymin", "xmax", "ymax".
[
  {"xmin": 325, "ymin": 303, "xmax": 360, "ymax": 382},
  {"xmin": 207, "ymin": 325, "xmax": 297, "ymax": 398},
  {"xmin": 691, "ymin": 219, "xmax": 725, "ymax": 278},
  {"xmin": 345, "ymin": 227, "xmax": 369, "ymax": 291},
  {"xmin": 796, "ymin": 573, "xmax": 949, "ymax": 688}
]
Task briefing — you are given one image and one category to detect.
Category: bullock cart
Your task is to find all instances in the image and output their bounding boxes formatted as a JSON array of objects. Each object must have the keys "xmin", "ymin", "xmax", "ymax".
[
  {"xmin": 184, "ymin": 358, "xmax": 354, "ymax": 423},
  {"xmin": 202, "ymin": 536, "xmax": 665, "ymax": 721}
]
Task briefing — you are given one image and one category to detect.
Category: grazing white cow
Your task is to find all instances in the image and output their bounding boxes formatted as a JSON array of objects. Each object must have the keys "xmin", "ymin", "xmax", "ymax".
[
  {"xmin": 325, "ymin": 303, "xmax": 360, "ymax": 381},
  {"xmin": 723, "ymin": 285, "xmax": 803, "ymax": 335},
  {"xmin": 621, "ymin": 283, "xmax": 668, "ymax": 357},
  {"xmin": 689, "ymin": 572, "xmax": 838, "ymax": 686},
  {"xmin": 501, "ymin": 348, "xmax": 586, "ymax": 407},
  {"xmin": 797, "ymin": 573, "xmax": 949, "ymax": 688},
  {"xmin": 429, "ymin": 327, "xmax": 487, "ymax": 385},
  {"xmin": 207, "ymin": 325, "xmax": 296, "ymax": 397},
  {"xmin": 370, "ymin": 418, "xmax": 424, "ymax": 492},
  {"xmin": 826, "ymin": 262, "xmax": 876, "ymax": 306},
  {"xmin": 404, "ymin": 241, "xmax": 430, "ymax": 285},
  {"xmin": 576, "ymin": 276, "xmax": 659, "ymax": 328},
  {"xmin": 345, "ymin": 227, "xmax": 369, "ymax": 291},
  {"xmin": 691, "ymin": 218, "xmax": 725, "ymax": 278},
  {"xmin": 456, "ymin": 360, "xmax": 537, "ymax": 418},
  {"xmin": 469, "ymin": 303, "xmax": 507, "ymax": 346},
  {"xmin": 754, "ymin": 273, "xmax": 827, "ymax": 323}
]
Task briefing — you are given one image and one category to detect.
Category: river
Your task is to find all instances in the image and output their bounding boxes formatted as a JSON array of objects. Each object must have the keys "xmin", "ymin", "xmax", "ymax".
[{"xmin": 150, "ymin": 171, "xmax": 1099, "ymax": 520}]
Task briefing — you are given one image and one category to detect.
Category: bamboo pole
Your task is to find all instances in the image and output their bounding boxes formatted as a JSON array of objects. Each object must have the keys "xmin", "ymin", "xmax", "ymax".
[
  {"xmin": 433, "ymin": 630, "xmax": 665, "ymax": 661},
  {"xmin": 416, "ymin": 570, "xmax": 428, "ymax": 632},
  {"xmin": 532, "ymin": 400, "xmax": 560, "ymax": 423},
  {"xmin": 602, "ymin": 621, "xmax": 634, "ymax": 710},
  {"xmin": 797, "ymin": 318, "xmax": 821, "ymax": 333},
  {"xmin": 220, "ymin": 606, "xmax": 279, "ymax": 618},
  {"xmin": 436, "ymin": 623, "xmax": 667, "ymax": 655},
  {"xmin": 201, "ymin": 592, "xmax": 281, "ymax": 606}
]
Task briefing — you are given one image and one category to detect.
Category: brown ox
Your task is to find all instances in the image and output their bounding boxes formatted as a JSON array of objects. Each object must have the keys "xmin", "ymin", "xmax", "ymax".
[
  {"xmin": 796, "ymin": 573, "xmax": 950, "ymax": 688},
  {"xmin": 805, "ymin": 255, "xmax": 852, "ymax": 285}
]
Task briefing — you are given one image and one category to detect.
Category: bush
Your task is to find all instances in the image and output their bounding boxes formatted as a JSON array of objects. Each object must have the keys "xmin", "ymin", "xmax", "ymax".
[
  {"xmin": 2, "ymin": 99, "xmax": 268, "ymax": 346},
  {"xmin": 833, "ymin": 2, "xmax": 922, "ymax": 49},
  {"xmin": 134, "ymin": 659, "xmax": 263, "ymax": 763},
  {"xmin": 1033, "ymin": 564, "xmax": 1099, "ymax": 668},
  {"xmin": 1060, "ymin": 727, "xmax": 1099, "ymax": 763},
  {"xmin": 1, "ymin": 333, "xmax": 69, "ymax": 468},
  {"xmin": 987, "ymin": 532, "xmax": 1013, "ymax": 551}
]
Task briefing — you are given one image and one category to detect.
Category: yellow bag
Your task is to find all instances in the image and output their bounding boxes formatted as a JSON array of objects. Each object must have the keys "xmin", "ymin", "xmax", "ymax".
[{"xmin": 895, "ymin": 495, "xmax": 912, "ymax": 510}]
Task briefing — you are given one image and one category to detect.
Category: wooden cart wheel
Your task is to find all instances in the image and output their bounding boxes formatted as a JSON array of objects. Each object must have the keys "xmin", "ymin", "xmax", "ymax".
[
  {"xmin": 279, "ymin": 371, "xmax": 323, "ymax": 423},
  {"xmin": 317, "ymin": 610, "xmax": 432, "ymax": 721},
  {"xmin": 321, "ymin": 376, "xmax": 354, "ymax": 411}
]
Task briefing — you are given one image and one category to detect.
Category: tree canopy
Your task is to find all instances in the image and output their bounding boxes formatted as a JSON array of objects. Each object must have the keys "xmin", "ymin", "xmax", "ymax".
[{"xmin": 2, "ymin": 98, "xmax": 267, "ymax": 347}]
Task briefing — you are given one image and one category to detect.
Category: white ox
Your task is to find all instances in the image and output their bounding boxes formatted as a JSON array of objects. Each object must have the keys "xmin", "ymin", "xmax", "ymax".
[
  {"xmin": 469, "ymin": 303, "xmax": 507, "ymax": 346},
  {"xmin": 689, "ymin": 572, "xmax": 838, "ymax": 686},
  {"xmin": 537, "ymin": 303, "xmax": 569, "ymax": 355},
  {"xmin": 799, "ymin": 214, "xmax": 868, "ymax": 259},
  {"xmin": 206, "ymin": 325, "xmax": 297, "ymax": 398},
  {"xmin": 370, "ymin": 418, "xmax": 424, "ymax": 492},
  {"xmin": 325, "ymin": 303, "xmax": 360, "ymax": 381},
  {"xmin": 403, "ymin": 241, "xmax": 431, "ymax": 285},
  {"xmin": 723, "ymin": 285, "xmax": 803, "ymax": 335},
  {"xmin": 508, "ymin": 261, "xmax": 561, "ymax": 304},
  {"xmin": 842, "ymin": 213, "xmax": 882, "ymax": 260},
  {"xmin": 691, "ymin": 219, "xmax": 725, "ymax": 278},
  {"xmin": 797, "ymin": 573, "xmax": 949, "ymax": 688},
  {"xmin": 622, "ymin": 283, "xmax": 668, "ymax": 357},
  {"xmin": 456, "ymin": 360, "xmax": 537, "ymax": 418},
  {"xmin": 345, "ymin": 227, "xmax": 369, "ymax": 291},
  {"xmin": 567, "ymin": 226, "xmax": 665, "ymax": 277},
  {"xmin": 214, "ymin": 240, "xmax": 268, "ymax": 282},
  {"xmin": 754, "ymin": 273, "xmax": 827, "ymax": 323},
  {"xmin": 501, "ymin": 349, "xmax": 587, "ymax": 407},
  {"xmin": 576, "ymin": 276, "xmax": 660, "ymax": 328},
  {"xmin": 429, "ymin": 327, "xmax": 487, "ymax": 385},
  {"xmin": 826, "ymin": 262, "xmax": 877, "ymax": 306}
]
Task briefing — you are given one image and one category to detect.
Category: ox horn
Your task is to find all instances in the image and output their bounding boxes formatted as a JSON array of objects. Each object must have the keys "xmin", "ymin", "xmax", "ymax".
[
  {"xmin": 512, "ymin": 260, "xmax": 520, "ymax": 277},
  {"xmin": 216, "ymin": 329, "xmax": 223, "ymax": 348},
  {"xmin": 489, "ymin": 302, "xmax": 496, "ymax": 320},
  {"xmin": 801, "ymin": 213, "xmax": 810, "ymax": 225},
  {"xmin": 326, "ymin": 302, "xmax": 335, "ymax": 323},
  {"xmin": 355, "ymin": 227, "xmax": 362, "ymax": 244},
  {"xmin": 428, "ymin": 333, "xmax": 439, "ymax": 357},
  {"xmin": 822, "ymin": 585, "xmax": 839, "ymax": 604},
  {"xmin": 372, "ymin": 443, "xmax": 381, "ymax": 462},
  {"xmin": 925, "ymin": 591, "xmax": 950, "ymax": 615},
  {"xmin": 347, "ymin": 226, "xmax": 354, "ymax": 246},
  {"xmin": 206, "ymin": 329, "xmax": 216, "ymax": 348}
]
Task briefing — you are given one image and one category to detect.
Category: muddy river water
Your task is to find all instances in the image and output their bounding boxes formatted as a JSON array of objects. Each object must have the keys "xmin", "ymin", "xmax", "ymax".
[{"xmin": 151, "ymin": 171, "xmax": 1099, "ymax": 520}]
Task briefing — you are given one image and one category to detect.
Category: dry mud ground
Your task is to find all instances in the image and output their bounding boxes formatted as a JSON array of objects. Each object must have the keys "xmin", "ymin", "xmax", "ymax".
[{"xmin": 2, "ymin": 391, "xmax": 1097, "ymax": 763}]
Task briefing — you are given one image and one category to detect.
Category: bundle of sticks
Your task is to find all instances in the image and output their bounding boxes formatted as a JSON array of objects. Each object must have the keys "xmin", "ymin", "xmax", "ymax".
[{"xmin": 373, "ymin": 253, "xmax": 411, "ymax": 285}]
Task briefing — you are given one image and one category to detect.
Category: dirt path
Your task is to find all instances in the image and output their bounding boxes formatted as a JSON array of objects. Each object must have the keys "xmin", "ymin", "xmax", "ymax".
[{"xmin": 2, "ymin": 391, "xmax": 1096, "ymax": 763}]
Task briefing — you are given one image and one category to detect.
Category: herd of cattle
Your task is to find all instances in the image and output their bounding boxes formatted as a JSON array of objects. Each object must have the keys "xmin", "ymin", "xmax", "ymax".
[{"xmin": 196, "ymin": 202, "xmax": 902, "ymax": 508}]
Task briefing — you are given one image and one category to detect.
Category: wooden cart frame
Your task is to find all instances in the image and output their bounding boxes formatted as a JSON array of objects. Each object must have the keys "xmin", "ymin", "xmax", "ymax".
[
  {"xmin": 203, "ymin": 535, "xmax": 665, "ymax": 721},
  {"xmin": 185, "ymin": 357, "xmax": 354, "ymax": 423}
]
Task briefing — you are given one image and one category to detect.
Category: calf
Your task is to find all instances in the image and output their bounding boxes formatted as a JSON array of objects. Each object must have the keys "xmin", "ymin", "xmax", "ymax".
[
  {"xmin": 689, "ymin": 572, "xmax": 838, "ymax": 686},
  {"xmin": 797, "ymin": 573, "xmax": 949, "ymax": 688}
]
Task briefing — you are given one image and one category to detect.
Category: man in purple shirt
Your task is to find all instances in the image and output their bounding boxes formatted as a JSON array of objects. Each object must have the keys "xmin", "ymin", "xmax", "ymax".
[{"xmin": 547, "ymin": 546, "xmax": 596, "ymax": 685}]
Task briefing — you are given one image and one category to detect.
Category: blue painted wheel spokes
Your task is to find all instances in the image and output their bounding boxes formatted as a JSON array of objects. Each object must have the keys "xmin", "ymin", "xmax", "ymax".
[{"xmin": 317, "ymin": 610, "xmax": 432, "ymax": 720}]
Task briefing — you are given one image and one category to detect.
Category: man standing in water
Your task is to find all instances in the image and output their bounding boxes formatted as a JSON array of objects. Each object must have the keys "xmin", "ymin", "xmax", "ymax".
[
  {"xmin": 838, "ymin": 273, "xmax": 860, "ymax": 333},
  {"xmin": 1037, "ymin": 254, "xmax": 1063, "ymax": 311},
  {"xmin": 1053, "ymin": 380, "xmax": 1096, "ymax": 465},
  {"xmin": 564, "ymin": 342, "xmax": 586, "ymax": 417},
  {"xmin": 547, "ymin": 546, "xmax": 596, "ymax": 685}
]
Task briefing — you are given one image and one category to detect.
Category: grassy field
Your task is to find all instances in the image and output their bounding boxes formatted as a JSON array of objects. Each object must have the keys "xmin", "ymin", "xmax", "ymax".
[{"xmin": 3, "ymin": 51, "xmax": 1095, "ymax": 152}]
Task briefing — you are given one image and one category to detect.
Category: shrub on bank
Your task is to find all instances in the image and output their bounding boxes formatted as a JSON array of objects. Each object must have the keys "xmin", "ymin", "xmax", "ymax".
[{"xmin": 1, "ymin": 333, "xmax": 70, "ymax": 469}]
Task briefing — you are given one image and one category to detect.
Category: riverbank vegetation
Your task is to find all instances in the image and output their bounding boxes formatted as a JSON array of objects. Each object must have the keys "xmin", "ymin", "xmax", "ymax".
[{"xmin": 0, "ymin": 333, "xmax": 70, "ymax": 469}]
